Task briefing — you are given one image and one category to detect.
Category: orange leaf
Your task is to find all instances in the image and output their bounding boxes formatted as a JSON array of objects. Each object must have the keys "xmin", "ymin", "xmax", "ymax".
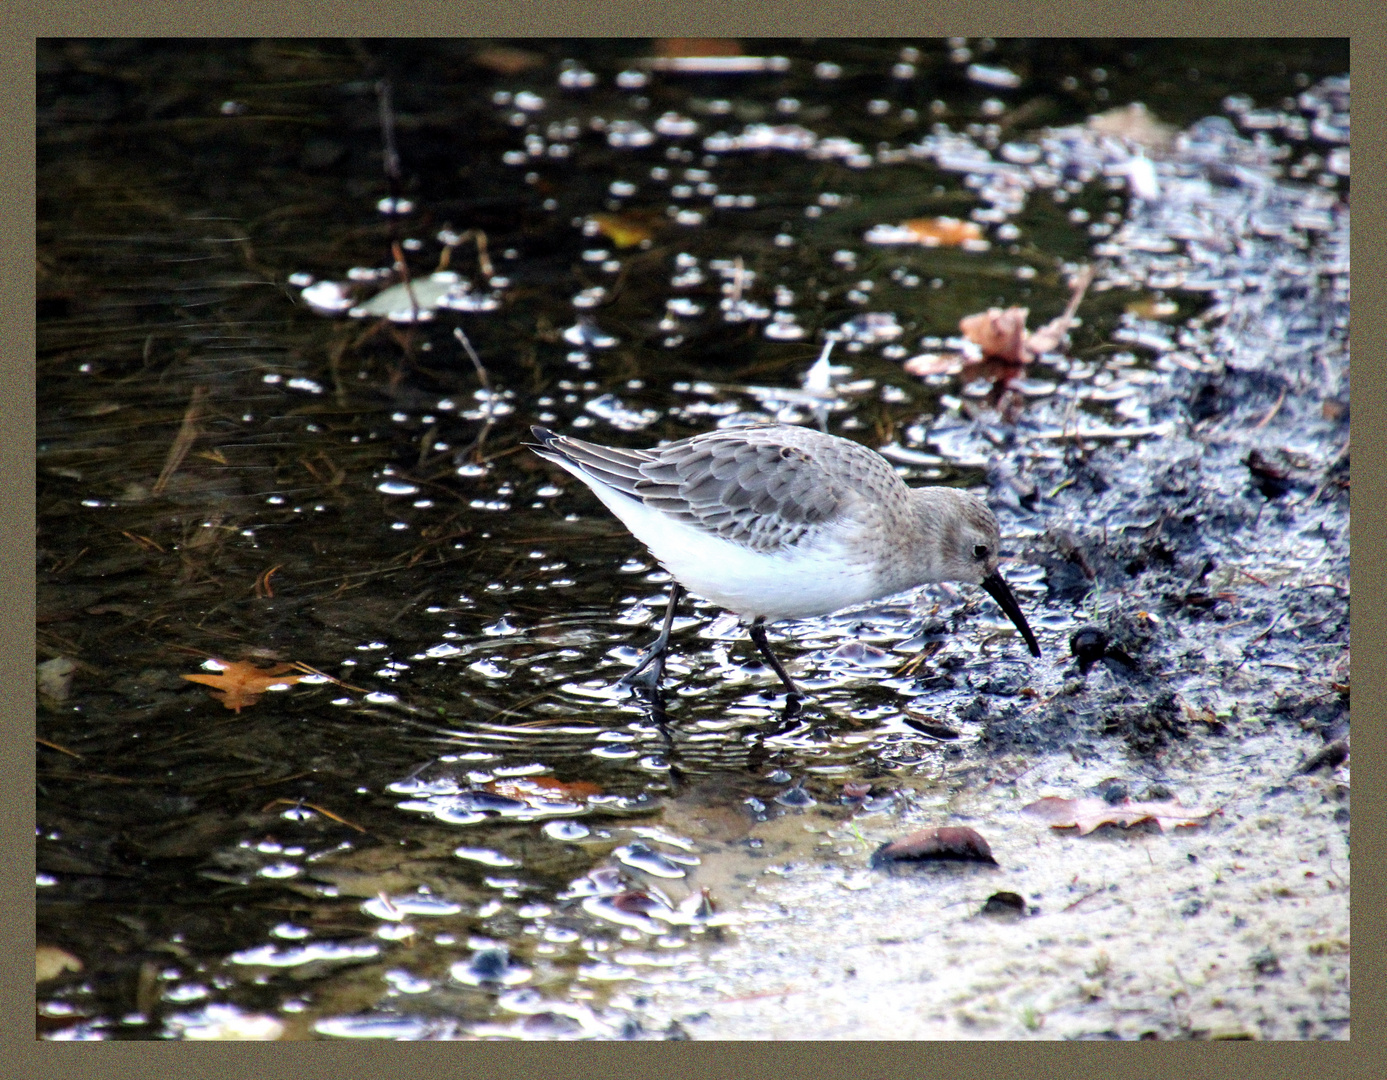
[
  {"xmin": 470, "ymin": 46, "xmax": 546, "ymax": 76},
  {"xmin": 590, "ymin": 212, "xmax": 658, "ymax": 249},
  {"xmin": 182, "ymin": 660, "xmax": 304, "ymax": 712},
  {"xmin": 654, "ymin": 38, "xmax": 742, "ymax": 58},
  {"xmin": 900, "ymin": 216, "xmax": 983, "ymax": 247},
  {"xmin": 485, "ymin": 775, "xmax": 604, "ymax": 805}
]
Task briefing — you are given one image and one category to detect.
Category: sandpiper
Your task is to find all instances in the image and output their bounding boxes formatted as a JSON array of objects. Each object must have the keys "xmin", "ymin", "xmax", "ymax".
[{"xmin": 530, "ymin": 423, "xmax": 1040, "ymax": 697}]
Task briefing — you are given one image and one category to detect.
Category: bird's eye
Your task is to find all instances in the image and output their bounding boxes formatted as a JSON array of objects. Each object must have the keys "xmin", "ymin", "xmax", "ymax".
[{"xmin": 973, "ymin": 544, "xmax": 990, "ymax": 561}]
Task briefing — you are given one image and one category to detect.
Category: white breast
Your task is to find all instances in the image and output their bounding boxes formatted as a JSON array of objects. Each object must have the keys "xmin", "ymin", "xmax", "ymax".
[{"xmin": 570, "ymin": 473, "xmax": 877, "ymax": 621}]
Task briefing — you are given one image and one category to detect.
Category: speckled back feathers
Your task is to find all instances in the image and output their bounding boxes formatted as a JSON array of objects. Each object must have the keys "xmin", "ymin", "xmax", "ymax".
[{"xmin": 532, "ymin": 424, "xmax": 910, "ymax": 552}]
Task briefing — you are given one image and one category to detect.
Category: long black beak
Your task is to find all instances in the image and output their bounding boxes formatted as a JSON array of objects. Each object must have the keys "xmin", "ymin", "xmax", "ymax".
[{"xmin": 980, "ymin": 571, "xmax": 1042, "ymax": 658}]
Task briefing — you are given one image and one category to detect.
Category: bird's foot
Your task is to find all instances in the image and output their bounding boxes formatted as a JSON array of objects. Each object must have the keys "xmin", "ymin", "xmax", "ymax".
[{"xmin": 616, "ymin": 651, "xmax": 666, "ymax": 692}]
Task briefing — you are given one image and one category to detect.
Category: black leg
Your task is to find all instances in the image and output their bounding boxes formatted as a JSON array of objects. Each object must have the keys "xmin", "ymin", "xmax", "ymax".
[
  {"xmin": 618, "ymin": 583, "xmax": 684, "ymax": 690},
  {"xmin": 747, "ymin": 618, "xmax": 802, "ymax": 698}
]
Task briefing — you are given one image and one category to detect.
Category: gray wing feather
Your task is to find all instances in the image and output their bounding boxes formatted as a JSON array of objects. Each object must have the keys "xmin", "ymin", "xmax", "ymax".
[{"xmin": 534, "ymin": 425, "xmax": 901, "ymax": 552}]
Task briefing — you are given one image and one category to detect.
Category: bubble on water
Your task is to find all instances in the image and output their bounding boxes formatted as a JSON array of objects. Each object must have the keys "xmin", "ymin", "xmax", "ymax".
[
  {"xmin": 314, "ymin": 1014, "xmax": 432, "ymax": 1040},
  {"xmin": 606, "ymin": 120, "xmax": 655, "ymax": 148},
  {"xmin": 231, "ymin": 941, "xmax": 380, "ymax": 967},
  {"xmin": 655, "ymin": 112, "xmax": 699, "ymax": 137},
  {"xmin": 613, "ymin": 842, "xmax": 689, "ymax": 879},
  {"xmin": 558, "ymin": 64, "xmax": 596, "ymax": 90},
  {"xmin": 363, "ymin": 893, "xmax": 464, "ymax": 920},
  {"xmin": 451, "ymin": 945, "xmax": 532, "ymax": 987},
  {"xmin": 543, "ymin": 820, "xmax": 591, "ymax": 841},
  {"xmin": 301, "ymin": 280, "xmax": 354, "ymax": 314}
]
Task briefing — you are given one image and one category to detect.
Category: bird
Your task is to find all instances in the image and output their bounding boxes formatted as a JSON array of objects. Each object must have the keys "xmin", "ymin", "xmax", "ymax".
[{"xmin": 529, "ymin": 423, "xmax": 1040, "ymax": 698}]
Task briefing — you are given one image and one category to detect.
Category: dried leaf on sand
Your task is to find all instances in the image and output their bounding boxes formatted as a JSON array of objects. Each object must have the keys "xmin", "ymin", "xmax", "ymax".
[{"xmin": 1022, "ymin": 795, "xmax": 1220, "ymax": 835}]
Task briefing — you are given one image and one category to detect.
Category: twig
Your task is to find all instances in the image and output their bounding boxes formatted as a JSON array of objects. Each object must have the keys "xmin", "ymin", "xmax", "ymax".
[
  {"xmin": 152, "ymin": 386, "xmax": 208, "ymax": 495},
  {"xmin": 261, "ymin": 798, "xmax": 368, "ymax": 834},
  {"xmin": 253, "ymin": 564, "xmax": 282, "ymax": 598},
  {"xmin": 1062, "ymin": 886, "xmax": 1108, "ymax": 913},
  {"xmin": 1251, "ymin": 386, "xmax": 1287, "ymax": 430},
  {"xmin": 1247, "ymin": 613, "xmax": 1283, "ymax": 647},
  {"xmin": 1298, "ymin": 437, "xmax": 1350, "ymax": 507},
  {"xmin": 453, "ymin": 326, "xmax": 496, "ymax": 461},
  {"xmin": 392, "ymin": 239, "xmax": 420, "ymax": 322},
  {"xmin": 377, "ymin": 79, "xmax": 402, "ymax": 188},
  {"xmin": 36, "ymin": 737, "xmax": 82, "ymax": 759},
  {"xmin": 288, "ymin": 661, "xmax": 369, "ymax": 694},
  {"xmin": 436, "ymin": 228, "xmax": 494, "ymax": 278},
  {"xmin": 1233, "ymin": 566, "xmax": 1271, "ymax": 587}
]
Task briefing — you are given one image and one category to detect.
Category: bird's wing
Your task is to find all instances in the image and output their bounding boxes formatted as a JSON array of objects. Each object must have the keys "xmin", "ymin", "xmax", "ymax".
[{"xmin": 532, "ymin": 426, "xmax": 851, "ymax": 552}]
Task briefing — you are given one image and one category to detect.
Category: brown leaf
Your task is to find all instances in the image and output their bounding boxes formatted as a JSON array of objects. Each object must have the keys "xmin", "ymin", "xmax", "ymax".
[
  {"xmin": 654, "ymin": 38, "xmax": 742, "ymax": 58},
  {"xmin": 868, "ymin": 216, "xmax": 984, "ymax": 248},
  {"xmin": 182, "ymin": 660, "xmax": 304, "ymax": 712},
  {"xmin": 905, "ymin": 216, "xmax": 984, "ymax": 247},
  {"xmin": 960, "ymin": 306, "xmax": 1031, "ymax": 364},
  {"xmin": 485, "ymin": 775, "xmax": 603, "ymax": 806},
  {"xmin": 871, "ymin": 825, "xmax": 997, "ymax": 868},
  {"xmin": 590, "ymin": 211, "xmax": 659, "ymax": 248},
  {"xmin": 1022, "ymin": 795, "xmax": 1220, "ymax": 835},
  {"xmin": 958, "ymin": 265, "xmax": 1094, "ymax": 364},
  {"xmin": 470, "ymin": 46, "xmax": 546, "ymax": 75}
]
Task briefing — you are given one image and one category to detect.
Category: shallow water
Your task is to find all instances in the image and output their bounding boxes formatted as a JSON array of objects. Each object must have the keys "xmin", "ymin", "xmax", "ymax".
[{"xmin": 37, "ymin": 39, "xmax": 1348, "ymax": 1040}]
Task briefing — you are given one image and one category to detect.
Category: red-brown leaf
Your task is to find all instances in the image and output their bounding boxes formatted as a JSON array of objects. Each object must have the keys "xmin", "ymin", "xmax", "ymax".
[
  {"xmin": 871, "ymin": 825, "xmax": 997, "ymax": 868},
  {"xmin": 1022, "ymin": 795, "xmax": 1220, "ymax": 836}
]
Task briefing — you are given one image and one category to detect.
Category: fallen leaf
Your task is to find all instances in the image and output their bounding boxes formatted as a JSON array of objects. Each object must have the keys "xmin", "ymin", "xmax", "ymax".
[
  {"xmin": 37, "ymin": 945, "xmax": 83, "ymax": 983},
  {"xmin": 470, "ymin": 45, "xmax": 546, "ymax": 75},
  {"xmin": 654, "ymin": 38, "xmax": 742, "ymax": 58},
  {"xmin": 182, "ymin": 660, "xmax": 304, "ymax": 712},
  {"xmin": 485, "ymin": 775, "xmax": 603, "ymax": 805},
  {"xmin": 959, "ymin": 265, "xmax": 1095, "ymax": 364},
  {"xmin": 871, "ymin": 825, "xmax": 997, "ymax": 868},
  {"xmin": 590, "ymin": 212, "xmax": 659, "ymax": 248},
  {"xmin": 1086, "ymin": 103, "xmax": 1175, "ymax": 149},
  {"xmin": 1022, "ymin": 795, "xmax": 1220, "ymax": 835},
  {"xmin": 37, "ymin": 657, "xmax": 77, "ymax": 702},
  {"xmin": 960, "ymin": 306, "xmax": 1031, "ymax": 363},
  {"xmin": 865, "ymin": 216, "xmax": 984, "ymax": 248}
]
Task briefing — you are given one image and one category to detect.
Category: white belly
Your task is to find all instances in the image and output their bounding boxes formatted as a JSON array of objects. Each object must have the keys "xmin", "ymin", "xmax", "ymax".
[{"xmin": 574, "ymin": 477, "xmax": 876, "ymax": 621}]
